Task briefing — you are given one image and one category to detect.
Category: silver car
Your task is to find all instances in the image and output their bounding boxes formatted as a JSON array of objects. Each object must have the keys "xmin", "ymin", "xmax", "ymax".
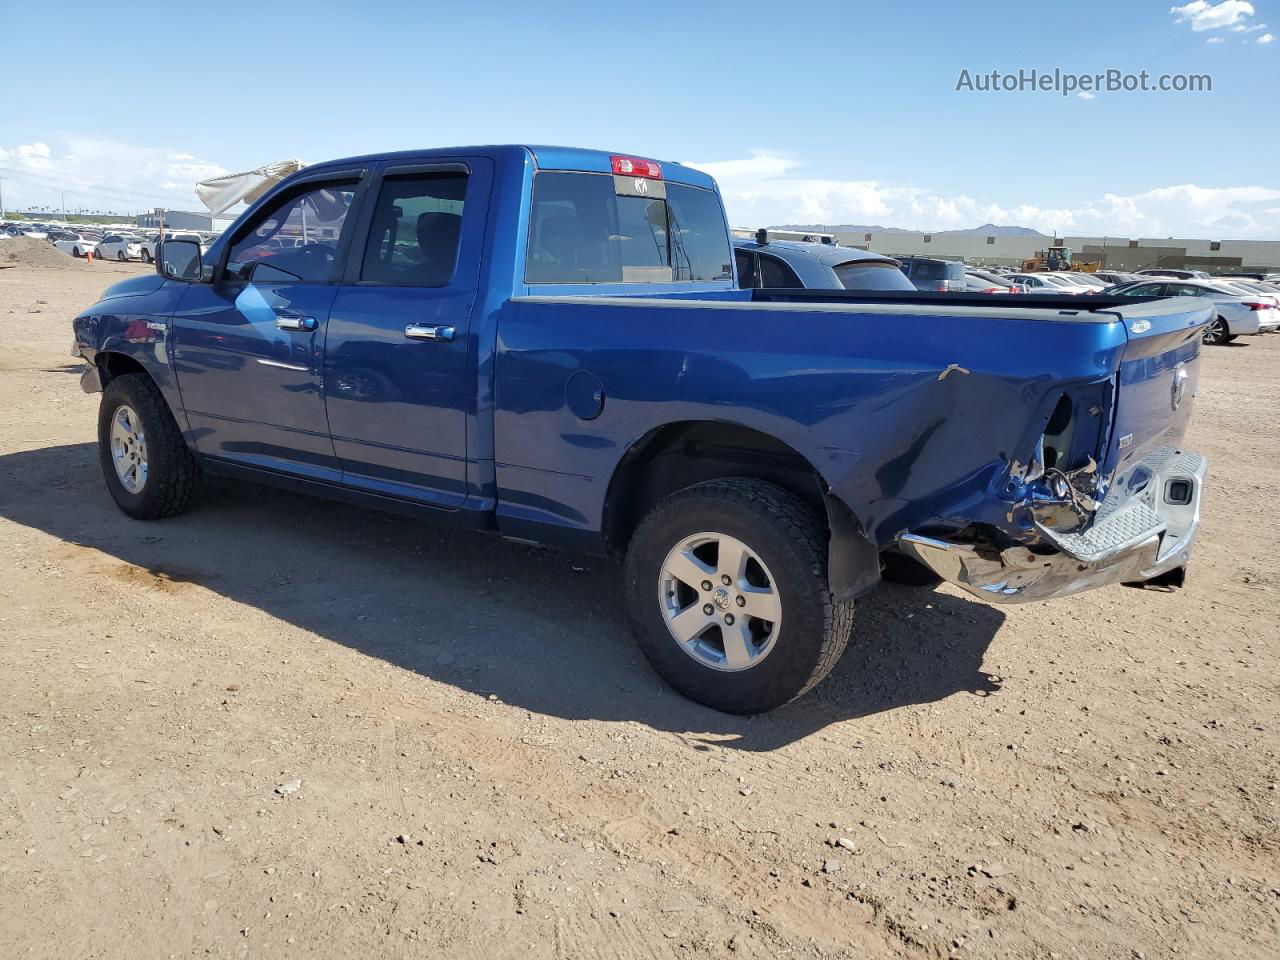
[{"xmin": 1113, "ymin": 279, "xmax": 1280, "ymax": 344}]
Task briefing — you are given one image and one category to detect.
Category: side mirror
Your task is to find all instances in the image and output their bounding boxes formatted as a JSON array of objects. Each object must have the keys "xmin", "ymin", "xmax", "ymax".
[{"xmin": 158, "ymin": 238, "xmax": 203, "ymax": 281}]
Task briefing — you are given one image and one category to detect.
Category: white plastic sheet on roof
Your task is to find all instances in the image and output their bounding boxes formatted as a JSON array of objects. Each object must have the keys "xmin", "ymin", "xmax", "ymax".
[{"xmin": 195, "ymin": 159, "xmax": 306, "ymax": 218}]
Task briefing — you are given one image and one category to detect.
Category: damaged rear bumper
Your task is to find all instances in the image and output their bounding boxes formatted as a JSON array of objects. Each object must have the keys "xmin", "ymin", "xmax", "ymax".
[{"xmin": 897, "ymin": 448, "xmax": 1207, "ymax": 604}]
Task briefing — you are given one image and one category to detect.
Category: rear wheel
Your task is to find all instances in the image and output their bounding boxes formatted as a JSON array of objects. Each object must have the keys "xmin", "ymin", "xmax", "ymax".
[
  {"xmin": 98, "ymin": 374, "xmax": 200, "ymax": 519},
  {"xmin": 117, "ymin": 250, "xmax": 126, "ymax": 262},
  {"xmin": 1203, "ymin": 317, "xmax": 1230, "ymax": 345},
  {"xmin": 623, "ymin": 478, "xmax": 854, "ymax": 714}
]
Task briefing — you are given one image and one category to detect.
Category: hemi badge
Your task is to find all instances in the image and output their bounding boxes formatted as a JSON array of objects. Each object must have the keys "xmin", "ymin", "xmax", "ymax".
[{"xmin": 1118, "ymin": 433, "xmax": 1134, "ymax": 449}]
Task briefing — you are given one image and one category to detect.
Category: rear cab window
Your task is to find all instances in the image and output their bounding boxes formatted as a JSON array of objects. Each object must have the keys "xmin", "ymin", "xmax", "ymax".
[
  {"xmin": 833, "ymin": 261, "xmax": 915, "ymax": 291},
  {"xmin": 525, "ymin": 171, "xmax": 732, "ymax": 284},
  {"xmin": 909, "ymin": 259, "xmax": 965, "ymax": 282}
]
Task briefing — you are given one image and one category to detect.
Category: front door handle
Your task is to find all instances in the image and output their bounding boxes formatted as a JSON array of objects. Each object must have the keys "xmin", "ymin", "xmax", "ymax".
[
  {"xmin": 404, "ymin": 323, "xmax": 456, "ymax": 342},
  {"xmin": 276, "ymin": 315, "xmax": 317, "ymax": 332}
]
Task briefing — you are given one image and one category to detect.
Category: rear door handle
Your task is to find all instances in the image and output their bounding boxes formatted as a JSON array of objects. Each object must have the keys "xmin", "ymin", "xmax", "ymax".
[
  {"xmin": 404, "ymin": 323, "xmax": 456, "ymax": 342},
  {"xmin": 276, "ymin": 315, "xmax": 317, "ymax": 332}
]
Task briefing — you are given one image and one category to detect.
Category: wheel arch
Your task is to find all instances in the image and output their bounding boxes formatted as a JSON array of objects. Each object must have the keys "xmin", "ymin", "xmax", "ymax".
[
  {"xmin": 602, "ymin": 420, "xmax": 881, "ymax": 601},
  {"xmin": 95, "ymin": 350, "xmax": 149, "ymax": 387}
]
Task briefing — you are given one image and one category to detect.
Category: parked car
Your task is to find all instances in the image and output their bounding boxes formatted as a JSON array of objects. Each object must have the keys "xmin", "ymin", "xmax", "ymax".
[
  {"xmin": 1111, "ymin": 279, "xmax": 1279, "ymax": 344},
  {"xmin": 1207, "ymin": 278, "xmax": 1280, "ymax": 307},
  {"xmin": 731, "ymin": 236, "xmax": 914, "ymax": 291},
  {"xmin": 1048, "ymin": 272, "xmax": 1110, "ymax": 290},
  {"xmin": 896, "ymin": 256, "xmax": 966, "ymax": 292},
  {"xmin": 72, "ymin": 144, "xmax": 1211, "ymax": 714},
  {"xmin": 95, "ymin": 234, "xmax": 145, "ymax": 261},
  {"xmin": 1093, "ymin": 271, "xmax": 1139, "ymax": 286},
  {"xmin": 963, "ymin": 270, "xmax": 1019, "ymax": 293},
  {"xmin": 1134, "ymin": 268, "xmax": 1210, "ymax": 280},
  {"xmin": 139, "ymin": 232, "xmax": 204, "ymax": 264},
  {"xmin": 1006, "ymin": 272, "xmax": 1094, "ymax": 294},
  {"xmin": 51, "ymin": 233, "xmax": 99, "ymax": 258}
]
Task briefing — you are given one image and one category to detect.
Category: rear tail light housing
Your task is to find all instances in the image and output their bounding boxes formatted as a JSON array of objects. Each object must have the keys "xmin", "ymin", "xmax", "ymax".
[{"xmin": 1244, "ymin": 302, "xmax": 1270, "ymax": 311}]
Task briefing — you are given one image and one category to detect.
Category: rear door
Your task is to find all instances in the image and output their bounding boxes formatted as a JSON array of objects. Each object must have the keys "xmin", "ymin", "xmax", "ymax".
[
  {"xmin": 323, "ymin": 158, "xmax": 492, "ymax": 508},
  {"xmin": 169, "ymin": 169, "xmax": 366, "ymax": 480}
]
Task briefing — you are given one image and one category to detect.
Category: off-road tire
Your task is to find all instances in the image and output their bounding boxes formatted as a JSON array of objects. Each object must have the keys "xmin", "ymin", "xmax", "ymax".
[
  {"xmin": 623, "ymin": 478, "xmax": 854, "ymax": 714},
  {"xmin": 98, "ymin": 373, "xmax": 199, "ymax": 519}
]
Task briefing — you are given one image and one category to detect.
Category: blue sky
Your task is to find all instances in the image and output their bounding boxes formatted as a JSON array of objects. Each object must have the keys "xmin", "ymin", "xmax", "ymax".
[{"xmin": 2, "ymin": 0, "xmax": 1278, "ymax": 237}]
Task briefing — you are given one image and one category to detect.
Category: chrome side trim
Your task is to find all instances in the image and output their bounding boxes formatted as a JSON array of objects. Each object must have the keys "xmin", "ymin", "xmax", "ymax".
[{"xmin": 254, "ymin": 358, "xmax": 309, "ymax": 372}]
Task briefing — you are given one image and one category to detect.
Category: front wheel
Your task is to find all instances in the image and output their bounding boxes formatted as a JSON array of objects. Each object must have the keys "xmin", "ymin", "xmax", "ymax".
[
  {"xmin": 1203, "ymin": 317, "xmax": 1230, "ymax": 345},
  {"xmin": 98, "ymin": 374, "xmax": 200, "ymax": 519},
  {"xmin": 624, "ymin": 478, "xmax": 854, "ymax": 714},
  {"xmin": 117, "ymin": 250, "xmax": 126, "ymax": 262}
]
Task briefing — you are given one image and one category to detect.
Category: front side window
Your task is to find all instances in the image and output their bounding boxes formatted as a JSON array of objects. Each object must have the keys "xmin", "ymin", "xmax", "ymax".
[
  {"xmin": 360, "ymin": 172, "xmax": 467, "ymax": 285},
  {"xmin": 225, "ymin": 182, "xmax": 357, "ymax": 283},
  {"xmin": 525, "ymin": 172, "xmax": 731, "ymax": 284}
]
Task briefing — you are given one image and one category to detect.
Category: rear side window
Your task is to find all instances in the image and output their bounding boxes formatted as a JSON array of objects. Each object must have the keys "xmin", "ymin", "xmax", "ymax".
[
  {"xmin": 757, "ymin": 254, "xmax": 802, "ymax": 288},
  {"xmin": 525, "ymin": 172, "xmax": 731, "ymax": 284},
  {"xmin": 361, "ymin": 173, "xmax": 467, "ymax": 286},
  {"xmin": 834, "ymin": 261, "xmax": 915, "ymax": 291},
  {"xmin": 226, "ymin": 182, "xmax": 357, "ymax": 283},
  {"xmin": 734, "ymin": 250, "xmax": 757, "ymax": 289}
]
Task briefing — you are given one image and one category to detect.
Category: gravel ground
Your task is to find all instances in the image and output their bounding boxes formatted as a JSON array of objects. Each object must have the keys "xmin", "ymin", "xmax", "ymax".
[{"xmin": 1, "ymin": 261, "xmax": 1277, "ymax": 959}]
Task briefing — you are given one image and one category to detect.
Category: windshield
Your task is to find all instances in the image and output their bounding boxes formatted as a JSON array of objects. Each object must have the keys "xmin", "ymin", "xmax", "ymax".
[
  {"xmin": 526, "ymin": 172, "xmax": 732, "ymax": 284},
  {"xmin": 834, "ymin": 260, "xmax": 915, "ymax": 291}
]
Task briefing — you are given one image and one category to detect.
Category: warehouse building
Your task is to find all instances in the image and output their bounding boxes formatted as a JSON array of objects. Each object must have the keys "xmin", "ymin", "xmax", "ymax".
[
  {"xmin": 822, "ymin": 229, "xmax": 1280, "ymax": 274},
  {"xmin": 135, "ymin": 209, "xmax": 237, "ymax": 232}
]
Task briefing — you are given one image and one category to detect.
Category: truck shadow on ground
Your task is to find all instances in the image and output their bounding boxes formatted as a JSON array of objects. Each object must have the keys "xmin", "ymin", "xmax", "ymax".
[{"xmin": 0, "ymin": 443, "xmax": 1005, "ymax": 752}]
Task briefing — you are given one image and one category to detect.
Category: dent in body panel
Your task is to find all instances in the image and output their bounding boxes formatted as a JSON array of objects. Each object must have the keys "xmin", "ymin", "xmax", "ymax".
[{"xmin": 72, "ymin": 278, "xmax": 190, "ymax": 429}]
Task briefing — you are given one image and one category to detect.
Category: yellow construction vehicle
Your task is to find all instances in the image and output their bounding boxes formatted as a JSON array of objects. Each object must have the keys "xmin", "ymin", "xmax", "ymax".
[{"xmin": 1020, "ymin": 243, "xmax": 1101, "ymax": 273}]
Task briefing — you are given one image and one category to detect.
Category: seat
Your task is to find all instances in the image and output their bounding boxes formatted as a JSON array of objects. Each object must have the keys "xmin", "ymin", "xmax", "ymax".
[{"xmin": 415, "ymin": 212, "xmax": 462, "ymax": 285}]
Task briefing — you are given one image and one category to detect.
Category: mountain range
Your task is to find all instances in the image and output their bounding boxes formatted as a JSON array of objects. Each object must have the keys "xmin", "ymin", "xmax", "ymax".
[{"xmin": 776, "ymin": 222, "xmax": 1047, "ymax": 238}]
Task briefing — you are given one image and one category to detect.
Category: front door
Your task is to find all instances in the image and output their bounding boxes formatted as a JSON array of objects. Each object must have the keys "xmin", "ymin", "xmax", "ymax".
[
  {"xmin": 324, "ymin": 159, "xmax": 491, "ymax": 508},
  {"xmin": 169, "ymin": 173, "xmax": 365, "ymax": 481}
]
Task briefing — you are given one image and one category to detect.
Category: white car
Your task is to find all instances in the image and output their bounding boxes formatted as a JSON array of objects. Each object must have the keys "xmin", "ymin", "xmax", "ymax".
[
  {"xmin": 1007, "ymin": 272, "xmax": 1096, "ymax": 295},
  {"xmin": 52, "ymin": 234, "xmax": 100, "ymax": 258},
  {"xmin": 1113, "ymin": 279, "xmax": 1280, "ymax": 344},
  {"xmin": 1208, "ymin": 279, "xmax": 1280, "ymax": 309},
  {"xmin": 1045, "ymin": 271, "xmax": 1112, "ymax": 292},
  {"xmin": 96, "ymin": 234, "xmax": 145, "ymax": 261},
  {"xmin": 139, "ymin": 232, "xmax": 206, "ymax": 264}
]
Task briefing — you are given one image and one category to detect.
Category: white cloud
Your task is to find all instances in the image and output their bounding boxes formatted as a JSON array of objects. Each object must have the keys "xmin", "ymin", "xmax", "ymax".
[
  {"xmin": 0, "ymin": 136, "xmax": 228, "ymax": 213},
  {"xmin": 1207, "ymin": 35, "xmax": 1225, "ymax": 42},
  {"xmin": 1170, "ymin": 1, "xmax": 1255, "ymax": 31},
  {"xmin": 1076, "ymin": 91, "xmax": 1097, "ymax": 100},
  {"xmin": 689, "ymin": 150, "xmax": 1280, "ymax": 239},
  {"xmin": 1260, "ymin": 32, "xmax": 1275, "ymax": 42}
]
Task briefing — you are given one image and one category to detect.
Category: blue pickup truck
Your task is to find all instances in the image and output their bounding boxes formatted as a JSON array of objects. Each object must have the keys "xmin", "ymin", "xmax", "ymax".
[{"xmin": 72, "ymin": 145, "xmax": 1210, "ymax": 713}]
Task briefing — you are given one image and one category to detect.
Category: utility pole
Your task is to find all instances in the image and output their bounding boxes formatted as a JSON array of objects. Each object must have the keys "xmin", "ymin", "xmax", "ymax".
[{"xmin": 61, "ymin": 192, "xmax": 67, "ymax": 222}]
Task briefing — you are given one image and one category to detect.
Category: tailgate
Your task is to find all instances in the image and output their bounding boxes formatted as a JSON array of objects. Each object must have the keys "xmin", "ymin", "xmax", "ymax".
[{"xmin": 1100, "ymin": 296, "xmax": 1213, "ymax": 474}]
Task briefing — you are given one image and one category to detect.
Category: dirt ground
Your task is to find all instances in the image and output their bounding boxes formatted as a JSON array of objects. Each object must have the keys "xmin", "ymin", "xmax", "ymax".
[{"xmin": 1, "ymin": 259, "xmax": 1277, "ymax": 960}]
